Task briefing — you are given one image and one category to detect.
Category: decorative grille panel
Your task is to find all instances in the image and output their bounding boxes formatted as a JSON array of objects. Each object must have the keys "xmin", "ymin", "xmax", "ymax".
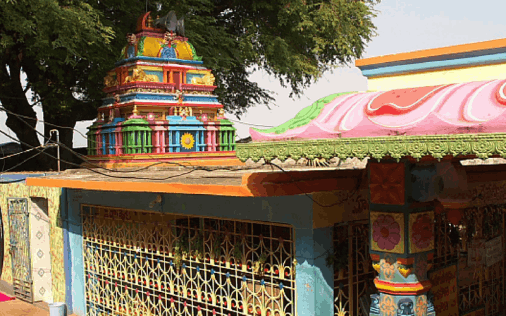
[
  {"xmin": 82, "ymin": 206, "xmax": 295, "ymax": 316},
  {"xmin": 8, "ymin": 198, "xmax": 33, "ymax": 303},
  {"xmin": 333, "ymin": 220, "xmax": 376, "ymax": 316}
]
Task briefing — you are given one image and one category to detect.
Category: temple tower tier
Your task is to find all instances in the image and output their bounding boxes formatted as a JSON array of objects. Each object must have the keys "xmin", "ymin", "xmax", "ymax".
[{"xmin": 86, "ymin": 11, "xmax": 238, "ymax": 167}]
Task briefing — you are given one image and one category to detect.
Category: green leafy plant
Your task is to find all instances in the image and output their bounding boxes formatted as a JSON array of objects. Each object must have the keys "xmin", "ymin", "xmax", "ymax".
[
  {"xmin": 191, "ymin": 230, "xmax": 204, "ymax": 261},
  {"xmin": 254, "ymin": 253, "xmax": 268, "ymax": 276},
  {"xmin": 211, "ymin": 233, "xmax": 223, "ymax": 259},
  {"xmin": 233, "ymin": 239, "xmax": 244, "ymax": 263},
  {"xmin": 173, "ymin": 231, "xmax": 189, "ymax": 270}
]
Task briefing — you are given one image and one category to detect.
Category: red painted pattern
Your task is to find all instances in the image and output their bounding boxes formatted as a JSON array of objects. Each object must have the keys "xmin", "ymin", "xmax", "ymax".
[
  {"xmin": 366, "ymin": 85, "xmax": 445, "ymax": 116},
  {"xmin": 495, "ymin": 79, "xmax": 506, "ymax": 105}
]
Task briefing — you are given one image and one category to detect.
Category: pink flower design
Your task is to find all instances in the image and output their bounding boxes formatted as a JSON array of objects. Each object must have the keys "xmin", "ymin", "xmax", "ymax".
[
  {"xmin": 411, "ymin": 214, "xmax": 433, "ymax": 250},
  {"xmin": 372, "ymin": 215, "xmax": 401, "ymax": 250}
]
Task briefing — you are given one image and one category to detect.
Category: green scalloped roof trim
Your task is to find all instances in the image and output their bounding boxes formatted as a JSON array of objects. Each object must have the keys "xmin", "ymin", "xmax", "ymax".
[
  {"xmin": 252, "ymin": 92, "xmax": 356, "ymax": 135},
  {"xmin": 236, "ymin": 133, "xmax": 506, "ymax": 162}
]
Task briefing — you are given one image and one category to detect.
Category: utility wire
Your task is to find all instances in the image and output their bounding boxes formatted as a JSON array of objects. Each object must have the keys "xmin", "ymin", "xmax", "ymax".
[
  {"xmin": 0, "ymin": 145, "xmax": 46, "ymax": 161},
  {"xmin": 0, "ymin": 106, "xmax": 91, "ymax": 142},
  {"xmin": 0, "ymin": 105, "xmax": 260, "ymax": 174},
  {"xmin": 225, "ymin": 118, "xmax": 274, "ymax": 128},
  {"xmin": 0, "ymin": 128, "xmax": 256, "ymax": 181},
  {"xmin": 263, "ymin": 160, "xmax": 365, "ymax": 208},
  {"xmin": 0, "ymin": 125, "xmax": 362, "ymax": 208},
  {"xmin": 0, "ymin": 102, "xmax": 360, "ymax": 201}
]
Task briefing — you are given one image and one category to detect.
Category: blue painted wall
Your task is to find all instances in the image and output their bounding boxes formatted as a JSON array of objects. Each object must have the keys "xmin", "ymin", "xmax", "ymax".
[{"xmin": 63, "ymin": 189, "xmax": 335, "ymax": 316}]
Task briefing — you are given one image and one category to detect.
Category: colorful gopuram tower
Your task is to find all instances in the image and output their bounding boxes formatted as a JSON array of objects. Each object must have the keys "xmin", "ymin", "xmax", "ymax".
[{"xmin": 86, "ymin": 12, "xmax": 237, "ymax": 167}]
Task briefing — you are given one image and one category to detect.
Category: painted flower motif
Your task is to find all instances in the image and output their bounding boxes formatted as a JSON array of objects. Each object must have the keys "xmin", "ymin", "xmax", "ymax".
[
  {"xmin": 181, "ymin": 133, "xmax": 195, "ymax": 150},
  {"xmin": 411, "ymin": 214, "xmax": 433, "ymax": 250},
  {"xmin": 416, "ymin": 295, "xmax": 428, "ymax": 316},
  {"xmin": 372, "ymin": 215, "xmax": 401, "ymax": 250},
  {"xmin": 380, "ymin": 295, "xmax": 396, "ymax": 316},
  {"xmin": 380, "ymin": 259, "xmax": 396, "ymax": 280}
]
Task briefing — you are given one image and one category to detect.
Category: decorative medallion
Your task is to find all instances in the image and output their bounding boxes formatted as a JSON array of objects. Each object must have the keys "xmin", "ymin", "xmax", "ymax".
[
  {"xmin": 38, "ymin": 268, "xmax": 45, "ymax": 277},
  {"xmin": 379, "ymin": 259, "xmax": 397, "ymax": 281},
  {"xmin": 35, "ymin": 212, "xmax": 41, "ymax": 221},
  {"xmin": 180, "ymin": 133, "xmax": 195, "ymax": 150},
  {"xmin": 369, "ymin": 163, "xmax": 405, "ymax": 205},
  {"xmin": 379, "ymin": 294, "xmax": 397, "ymax": 316},
  {"xmin": 37, "ymin": 249, "xmax": 44, "ymax": 258},
  {"xmin": 409, "ymin": 212, "xmax": 435, "ymax": 253},
  {"xmin": 36, "ymin": 231, "xmax": 44, "ymax": 240},
  {"xmin": 39, "ymin": 287, "xmax": 46, "ymax": 295},
  {"xmin": 371, "ymin": 212, "xmax": 405, "ymax": 253}
]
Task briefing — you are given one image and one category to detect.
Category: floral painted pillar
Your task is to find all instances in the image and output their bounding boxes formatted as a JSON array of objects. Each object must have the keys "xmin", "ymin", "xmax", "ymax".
[{"xmin": 368, "ymin": 161, "xmax": 436, "ymax": 316}]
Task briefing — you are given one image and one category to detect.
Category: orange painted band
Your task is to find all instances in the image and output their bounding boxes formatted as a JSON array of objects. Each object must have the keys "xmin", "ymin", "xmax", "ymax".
[
  {"xmin": 374, "ymin": 279, "xmax": 432, "ymax": 295},
  {"xmin": 25, "ymin": 170, "xmax": 360, "ymax": 197},
  {"xmin": 356, "ymin": 38, "xmax": 506, "ymax": 67},
  {"xmin": 26, "ymin": 178, "xmax": 254, "ymax": 197}
]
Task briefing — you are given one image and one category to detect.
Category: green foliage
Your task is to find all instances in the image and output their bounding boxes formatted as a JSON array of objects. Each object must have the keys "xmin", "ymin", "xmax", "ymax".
[
  {"xmin": 211, "ymin": 233, "xmax": 223, "ymax": 259},
  {"xmin": 0, "ymin": 0, "xmax": 380, "ymax": 169},
  {"xmin": 183, "ymin": 0, "xmax": 380, "ymax": 116},
  {"xmin": 233, "ymin": 238, "xmax": 244, "ymax": 262},
  {"xmin": 253, "ymin": 91, "xmax": 355, "ymax": 134}
]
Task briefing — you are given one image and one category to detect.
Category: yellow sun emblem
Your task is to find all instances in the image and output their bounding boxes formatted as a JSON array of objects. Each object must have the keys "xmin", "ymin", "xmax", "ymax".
[{"xmin": 181, "ymin": 133, "xmax": 195, "ymax": 150}]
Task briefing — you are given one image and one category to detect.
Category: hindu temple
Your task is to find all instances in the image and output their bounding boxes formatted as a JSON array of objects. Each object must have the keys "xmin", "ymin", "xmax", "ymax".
[{"xmin": 86, "ymin": 12, "xmax": 237, "ymax": 167}]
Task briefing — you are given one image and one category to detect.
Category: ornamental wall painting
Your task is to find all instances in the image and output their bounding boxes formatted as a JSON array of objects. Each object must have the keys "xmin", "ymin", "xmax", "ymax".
[
  {"xmin": 409, "ymin": 211, "xmax": 435, "ymax": 253},
  {"xmin": 370, "ymin": 212, "xmax": 404, "ymax": 254},
  {"xmin": 368, "ymin": 163, "xmax": 405, "ymax": 205}
]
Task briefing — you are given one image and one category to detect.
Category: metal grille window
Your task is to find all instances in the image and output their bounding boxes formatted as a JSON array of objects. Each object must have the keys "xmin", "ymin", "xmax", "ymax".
[
  {"xmin": 333, "ymin": 220, "xmax": 376, "ymax": 316},
  {"xmin": 82, "ymin": 206, "xmax": 295, "ymax": 316},
  {"xmin": 433, "ymin": 207, "xmax": 505, "ymax": 316}
]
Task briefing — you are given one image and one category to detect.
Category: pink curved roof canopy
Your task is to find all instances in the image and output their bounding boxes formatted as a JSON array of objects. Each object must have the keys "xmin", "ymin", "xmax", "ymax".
[
  {"xmin": 251, "ymin": 79, "xmax": 506, "ymax": 141},
  {"xmin": 235, "ymin": 79, "xmax": 506, "ymax": 162}
]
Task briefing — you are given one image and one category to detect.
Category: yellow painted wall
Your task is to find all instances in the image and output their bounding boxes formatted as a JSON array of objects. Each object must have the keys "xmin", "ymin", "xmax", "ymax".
[
  {"xmin": 367, "ymin": 62, "xmax": 506, "ymax": 91},
  {"xmin": 312, "ymin": 190, "xmax": 369, "ymax": 229},
  {"xmin": 0, "ymin": 183, "xmax": 65, "ymax": 303}
]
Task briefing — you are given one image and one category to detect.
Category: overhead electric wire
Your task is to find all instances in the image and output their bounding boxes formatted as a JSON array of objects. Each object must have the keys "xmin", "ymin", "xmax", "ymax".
[
  {"xmin": 0, "ymin": 145, "xmax": 46, "ymax": 161},
  {"xmin": 0, "ymin": 105, "xmax": 261, "ymax": 174},
  {"xmin": 0, "ymin": 128, "xmax": 257, "ymax": 181},
  {"xmin": 263, "ymin": 160, "xmax": 365, "ymax": 208},
  {"xmin": 225, "ymin": 118, "xmax": 274, "ymax": 128},
  {"xmin": 0, "ymin": 105, "xmax": 91, "ymax": 142},
  {"xmin": 0, "ymin": 116, "xmax": 361, "ymax": 208}
]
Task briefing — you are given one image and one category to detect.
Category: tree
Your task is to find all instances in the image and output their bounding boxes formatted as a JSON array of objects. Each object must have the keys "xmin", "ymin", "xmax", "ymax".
[{"xmin": 0, "ymin": 0, "xmax": 379, "ymax": 170}]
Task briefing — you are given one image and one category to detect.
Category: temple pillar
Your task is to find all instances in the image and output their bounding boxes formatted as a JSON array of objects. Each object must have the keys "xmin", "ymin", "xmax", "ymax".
[{"xmin": 368, "ymin": 161, "xmax": 436, "ymax": 316}]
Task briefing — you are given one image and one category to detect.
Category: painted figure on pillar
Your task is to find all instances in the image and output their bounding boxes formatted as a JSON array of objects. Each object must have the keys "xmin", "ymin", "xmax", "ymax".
[{"xmin": 368, "ymin": 162, "xmax": 436, "ymax": 316}]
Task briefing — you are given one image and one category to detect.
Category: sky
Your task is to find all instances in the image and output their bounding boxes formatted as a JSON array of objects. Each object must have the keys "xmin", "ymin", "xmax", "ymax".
[{"xmin": 2, "ymin": 0, "xmax": 506, "ymax": 147}]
